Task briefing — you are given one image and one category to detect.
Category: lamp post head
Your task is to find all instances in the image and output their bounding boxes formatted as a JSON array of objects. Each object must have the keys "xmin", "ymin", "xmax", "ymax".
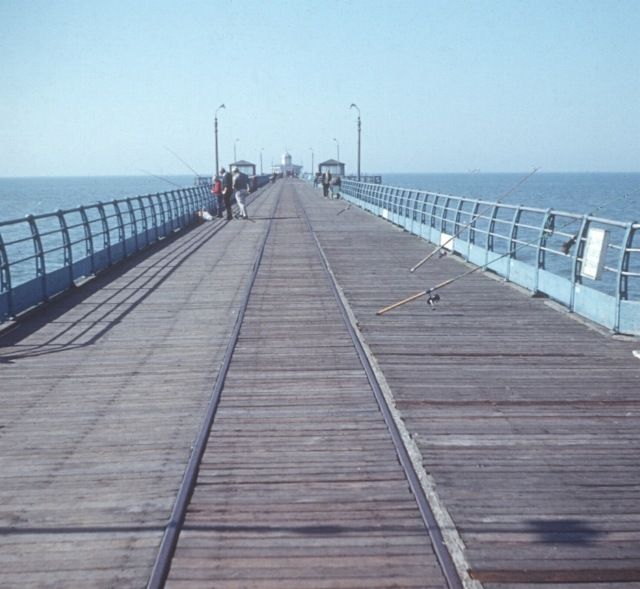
[
  {"xmin": 350, "ymin": 103, "xmax": 360, "ymax": 116},
  {"xmin": 215, "ymin": 104, "xmax": 226, "ymax": 117}
]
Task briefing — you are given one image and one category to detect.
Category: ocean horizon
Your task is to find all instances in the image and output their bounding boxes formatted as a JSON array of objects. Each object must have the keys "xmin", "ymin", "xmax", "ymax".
[{"xmin": 0, "ymin": 172, "xmax": 638, "ymax": 224}]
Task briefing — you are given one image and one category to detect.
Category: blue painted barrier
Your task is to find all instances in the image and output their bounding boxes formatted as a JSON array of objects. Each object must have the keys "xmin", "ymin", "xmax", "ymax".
[
  {"xmin": 0, "ymin": 183, "xmax": 214, "ymax": 322},
  {"xmin": 338, "ymin": 179, "xmax": 640, "ymax": 336}
]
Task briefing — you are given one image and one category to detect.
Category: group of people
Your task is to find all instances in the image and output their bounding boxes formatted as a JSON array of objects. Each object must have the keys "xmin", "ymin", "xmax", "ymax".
[
  {"xmin": 317, "ymin": 170, "xmax": 341, "ymax": 198},
  {"xmin": 211, "ymin": 167, "xmax": 251, "ymax": 220}
]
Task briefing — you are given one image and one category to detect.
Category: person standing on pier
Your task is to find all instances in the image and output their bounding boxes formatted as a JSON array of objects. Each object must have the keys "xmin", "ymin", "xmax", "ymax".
[
  {"xmin": 232, "ymin": 167, "xmax": 250, "ymax": 219},
  {"xmin": 212, "ymin": 175, "xmax": 224, "ymax": 217},
  {"xmin": 219, "ymin": 167, "xmax": 233, "ymax": 220},
  {"xmin": 322, "ymin": 170, "xmax": 332, "ymax": 198}
]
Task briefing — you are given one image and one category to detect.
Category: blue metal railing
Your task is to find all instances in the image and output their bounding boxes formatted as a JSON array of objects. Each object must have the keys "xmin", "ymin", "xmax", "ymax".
[
  {"xmin": 0, "ymin": 184, "xmax": 213, "ymax": 322},
  {"xmin": 339, "ymin": 179, "xmax": 640, "ymax": 336}
]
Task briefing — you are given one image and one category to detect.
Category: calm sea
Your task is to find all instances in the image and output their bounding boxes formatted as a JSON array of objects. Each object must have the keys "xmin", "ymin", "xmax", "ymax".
[
  {"xmin": 381, "ymin": 173, "xmax": 639, "ymax": 223},
  {"xmin": 0, "ymin": 173, "xmax": 638, "ymax": 223},
  {"xmin": 0, "ymin": 175, "xmax": 194, "ymax": 221}
]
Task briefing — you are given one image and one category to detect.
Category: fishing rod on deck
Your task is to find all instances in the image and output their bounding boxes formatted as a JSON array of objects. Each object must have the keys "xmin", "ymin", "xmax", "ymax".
[
  {"xmin": 378, "ymin": 184, "xmax": 640, "ymax": 316},
  {"xmin": 410, "ymin": 167, "xmax": 540, "ymax": 273}
]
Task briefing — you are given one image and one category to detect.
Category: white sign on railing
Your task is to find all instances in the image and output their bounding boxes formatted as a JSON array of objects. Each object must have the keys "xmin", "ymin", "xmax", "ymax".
[
  {"xmin": 581, "ymin": 227, "xmax": 609, "ymax": 280},
  {"xmin": 440, "ymin": 232, "xmax": 454, "ymax": 251}
]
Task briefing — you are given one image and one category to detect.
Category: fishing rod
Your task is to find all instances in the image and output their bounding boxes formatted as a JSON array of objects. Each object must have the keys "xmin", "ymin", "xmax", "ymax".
[
  {"xmin": 137, "ymin": 169, "xmax": 186, "ymax": 189},
  {"xmin": 378, "ymin": 184, "xmax": 640, "ymax": 315},
  {"xmin": 410, "ymin": 167, "xmax": 540, "ymax": 273},
  {"xmin": 558, "ymin": 186, "xmax": 640, "ymax": 254},
  {"xmin": 164, "ymin": 146, "xmax": 201, "ymax": 177}
]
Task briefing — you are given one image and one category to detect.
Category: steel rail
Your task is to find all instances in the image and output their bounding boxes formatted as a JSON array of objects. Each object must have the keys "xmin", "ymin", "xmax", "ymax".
[
  {"xmin": 296, "ymin": 192, "xmax": 465, "ymax": 589},
  {"xmin": 146, "ymin": 185, "xmax": 281, "ymax": 589}
]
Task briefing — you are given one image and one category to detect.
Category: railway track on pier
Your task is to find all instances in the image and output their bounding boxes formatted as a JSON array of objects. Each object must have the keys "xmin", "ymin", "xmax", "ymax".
[{"xmin": 148, "ymin": 180, "xmax": 464, "ymax": 588}]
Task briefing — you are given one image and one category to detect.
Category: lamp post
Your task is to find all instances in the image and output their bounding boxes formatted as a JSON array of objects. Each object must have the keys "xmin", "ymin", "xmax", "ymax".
[
  {"xmin": 234, "ymin": 138, "xmax": 240, "ymax": 163},
  {"xmin": 214, "ymin": 103, "xmax": 225, "ymax": 174},
  {"xmin": 332, "ymin": 138, "xmax": 340, "ymax": 163},
  {"xmin": 260, "ymin": 148, "xmax": 264, "ymax": 175},
  {"xmin": 309, "ymin": 147, "xmax": 314, "ymax": 176},
  {"xmin": 350, "ymin": 103, "xmax": 361, "ymax": 181}
]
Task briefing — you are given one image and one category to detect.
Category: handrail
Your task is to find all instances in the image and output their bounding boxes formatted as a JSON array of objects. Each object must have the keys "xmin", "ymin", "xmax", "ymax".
[
  {"xmin": 0, "ymin": 183, "xmax": 213, "ymax": 322},
  {"xmin": 339, "ymin": 178, "xmax": 639, "ymax": 336}
]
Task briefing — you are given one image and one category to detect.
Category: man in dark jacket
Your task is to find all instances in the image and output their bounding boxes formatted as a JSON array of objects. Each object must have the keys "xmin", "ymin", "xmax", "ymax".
[
  {"xmin": 220, "ymin": 167, "xmax": 233, "ymax": 220},
  {"xmin": 232, "ymin": 167, "xmax": 250, "ymax": 219}
]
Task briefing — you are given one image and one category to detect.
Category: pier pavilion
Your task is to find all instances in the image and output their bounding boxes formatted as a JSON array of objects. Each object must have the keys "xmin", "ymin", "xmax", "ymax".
[
  {"xmin": 271, "ymin": 151, "xmax": 303, "ymax": 177},
  {"xmin": 319, "ymin": 158, "xmax": 345, "ymax": 176}
]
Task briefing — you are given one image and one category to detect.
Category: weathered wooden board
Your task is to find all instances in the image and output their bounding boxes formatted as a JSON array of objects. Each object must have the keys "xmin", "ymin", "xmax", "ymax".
[
  {"xmin": 165, "ymin": 184, "xmax": 448, "ymax": 588},
  {"xmin": 303, "ymin": 181, "xmax": 640, "ymax": 587}
]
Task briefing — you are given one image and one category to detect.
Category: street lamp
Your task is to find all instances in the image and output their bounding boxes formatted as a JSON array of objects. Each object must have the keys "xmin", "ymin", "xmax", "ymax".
[
  {"xmin": 234, "ymin": 138, "xmax": 240, "ymax": 163},
  {"xmin": 350, "ymin": 103, "xmax": 361, "ymax": 181},
  {"xmin": 214, "ymin": 103, "xmax": 225, "ymax": 174},
  {"xmin": 333, "ymin": 138, "xmax": 340, "ymax": 163},
  {"xmin": 260, "ymin": 148, "xmax": 264, "ymax": 175},
  {"xmin": 309, "ymin": 147, "xmax": 314, "ymax": 176}
]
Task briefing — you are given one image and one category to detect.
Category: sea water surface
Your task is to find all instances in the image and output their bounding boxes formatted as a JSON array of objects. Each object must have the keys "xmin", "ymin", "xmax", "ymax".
[
  {"xmin": 0, "ymin": 173, "xmax": 637, "ymax": 223},
  {"xmin": 381, "ymin": 173, "xmax": 639, "ymax": 223}
]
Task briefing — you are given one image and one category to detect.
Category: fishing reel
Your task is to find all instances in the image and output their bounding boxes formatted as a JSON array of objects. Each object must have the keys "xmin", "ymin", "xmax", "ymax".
[
  {"xmin": 426, "ymin": 291, "xmax": 441, "ymax": 308},
  {"xmin": 438, "ymin": 249, "xmax": 448, "ymax": 258}
]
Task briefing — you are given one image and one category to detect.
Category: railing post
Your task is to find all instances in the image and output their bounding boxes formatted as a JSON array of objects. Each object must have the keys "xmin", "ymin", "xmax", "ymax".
[
  {"xmin": 150, "ymin": 194, "xmax": 161, "ymax": 241},
  {"xmin": 155, "ymin": 193, "xmax": 167, "ymax": 237},
  {"xmin": 429, "ymin": 195, "xmax": 440, "ymax": 228},
  {"xmin": 534, "ymin": 209, "xmax": 554, "ymax": 293},
  {"xmin": 78, "ymin": 206, "xmax": 95, "ymax": 275},
  {"xmin": 56, "ymin": 210, "xmax": 73, "ymax": 285},
  {"xmin": 137, "ymin": 196, "xmax": 149, "ymax": 246},
  {"xmin": 469, "ymin": 201, "xmax": 481, "ymax": 245},
  {"xmin": 126, "ymin": 198, "xmax": 139, "ymax": 252},
  {"xmin": 506, "ymin": 206, "xmax": 523, "ymax": 281},
  {"xmin": 0, "ymin": 232, "xmax": 14, "ymax": 319},
  {"xmin": 112, "ymin": 200, "xmax": 126, "ymax": 256},
  {"xmin": 96, "ymin": 202, "xmax": 112, "ymax": 266},
  {"xmin": 486, "ymin": 203, "xmax": 500, "ymax": 252},
  {"xmin": 441, "ymin": 197, "xmax": 452, "ymax": 234},
  {"xmin": 614, "ymin": 223, "xmax": 635, "ymax": 332},
  {"xmin": 26, "ymin": 214, "xmax": 47, "ymax": 300},
  {"xmin": 569, "ymin": 216, "xmax": 589, "ymax": 311},
  {"xmin": 176, "ymin": 189, "xmax": 187, "ymax": 227},
  {"xmin": 184, "ymin": 188, "xmax": 195, "ymax": 221}
]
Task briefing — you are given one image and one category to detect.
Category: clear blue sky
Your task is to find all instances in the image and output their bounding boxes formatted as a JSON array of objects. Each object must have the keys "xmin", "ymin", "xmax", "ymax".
[{"xmin": 1, "ymin": 0, "xmax": 638, "ymax": 176}]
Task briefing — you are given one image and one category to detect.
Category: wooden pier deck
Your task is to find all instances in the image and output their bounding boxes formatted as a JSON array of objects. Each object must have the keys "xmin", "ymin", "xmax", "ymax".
[{"xmin": 1, "ymin": 179, "xmax": 639, "ymax": 588}]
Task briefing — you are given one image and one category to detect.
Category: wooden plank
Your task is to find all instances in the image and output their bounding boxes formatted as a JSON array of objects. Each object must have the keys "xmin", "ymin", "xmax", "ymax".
[{"xmin": 303, "ymin": 181, "xmax": 640, "ymax": 586}]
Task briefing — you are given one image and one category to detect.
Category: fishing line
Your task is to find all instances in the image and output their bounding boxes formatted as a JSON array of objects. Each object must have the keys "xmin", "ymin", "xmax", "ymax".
[
  {"xmin": 137, "ymin": 169, "xmax": 186, "ymax": 189},
  {"xmin": 378, "ymin": 184, "xmax": 639, "ymax": 315},
  {"xmin": 410, "ymin": 167, "xmax": 540, "ymax": 272},
  {"xmin": 164, "ymin": 146, "xmax": 201, "ymax": 177}
]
